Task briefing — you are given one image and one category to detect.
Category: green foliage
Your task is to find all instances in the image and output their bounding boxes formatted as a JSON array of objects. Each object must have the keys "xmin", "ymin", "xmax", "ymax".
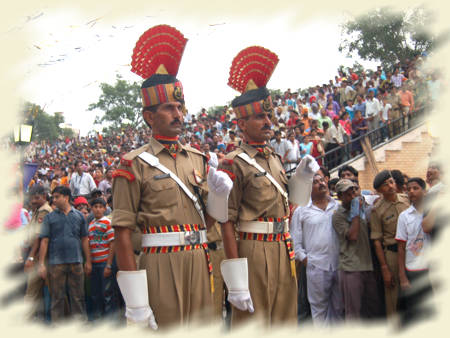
[
  {"xmin": 19, "ymin": 102, "xmax": 72, "ymax": 142},
  {"xmin": 268, "ymin": 88, "xmax": 283, "ymax": 99},
  {"xmin": 339, "ymin": 7, "xmax": 435, "ymax": 68},
  {"xmin": 206, "ymin": 105, "xmax": 226, "ymax": 117},
  {"xmin": 88, "ymin": 75, "xmax": 143, "ymax": 132}
]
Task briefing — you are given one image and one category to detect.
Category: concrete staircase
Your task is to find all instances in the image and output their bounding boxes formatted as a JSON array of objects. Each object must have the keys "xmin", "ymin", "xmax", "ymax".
[{"xmin": 331, "ymin": 123, "xmax": 436, "ymax": 191}]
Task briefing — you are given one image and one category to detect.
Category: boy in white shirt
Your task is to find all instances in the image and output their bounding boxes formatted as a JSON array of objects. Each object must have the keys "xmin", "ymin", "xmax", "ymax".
[{"xmin": 395, "ymin": 177, "xmax": 434, "ymax": 327}]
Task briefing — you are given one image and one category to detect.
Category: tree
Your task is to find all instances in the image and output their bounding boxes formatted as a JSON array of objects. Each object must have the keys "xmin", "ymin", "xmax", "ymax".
[
  {"xmin": 19, "ymin": 102, "xmax": 73, "ymax": 142},
  {"xmin": 206, "ymin": 105, "xmax": 226, "ymax": 118},
  {"xmin": 88, "ymin": 75, "xmax": 143, "ymax": 132},
  {"xmin": 339, "ymin": 7, "xmax": 435, "ymax": 68}
]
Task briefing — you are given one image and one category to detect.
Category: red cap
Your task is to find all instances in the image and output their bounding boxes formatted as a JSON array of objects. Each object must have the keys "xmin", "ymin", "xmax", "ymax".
[
  {"xmin": 333, "ymin": 116, "xmax": 340, "ymax": 120},
  {"xmin": 73, "ymin": 196, "xmax": 88, "ymax": 207}
]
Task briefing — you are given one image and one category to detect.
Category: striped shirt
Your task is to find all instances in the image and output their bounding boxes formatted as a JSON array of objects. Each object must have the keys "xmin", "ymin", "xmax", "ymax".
[{"xmin": 88, "ymin": 216, "xmax": 114, "ymax": 263}]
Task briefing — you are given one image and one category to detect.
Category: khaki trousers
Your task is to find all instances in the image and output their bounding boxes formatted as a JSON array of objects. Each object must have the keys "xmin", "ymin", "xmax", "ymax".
[
  {"xmin": 24, "ymin": 269, "xmax": 46, "ymax": 319},
  {"xmin": 384, "ymin": 250, "xmax": 399, "ymax": 317},
  {"xmin": 139, "ymin": 249, "xmax": 213, "ymax": 329},
  {"xmin": 231, "ymin": 239, "xmax": 297, "ymax": 328},
  {"xmin": 209, "ymin": 247, "xmax": 226, "ymax": 321}
]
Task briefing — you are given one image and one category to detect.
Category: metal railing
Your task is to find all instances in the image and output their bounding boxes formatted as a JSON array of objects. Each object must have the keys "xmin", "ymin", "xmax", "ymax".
[
  {"xmin": 315, "ymin": 110, "xmax": 427, "ymax": 173},
  {"xmin": 285, "ymin": 109, "xmax": 428, "ymax": 176}
]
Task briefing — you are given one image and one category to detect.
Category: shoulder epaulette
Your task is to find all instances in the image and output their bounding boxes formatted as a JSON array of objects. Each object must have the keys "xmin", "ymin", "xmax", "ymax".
[{"xmin": 112, "ymin": 169, "xmax": 136, "ymax": 182}]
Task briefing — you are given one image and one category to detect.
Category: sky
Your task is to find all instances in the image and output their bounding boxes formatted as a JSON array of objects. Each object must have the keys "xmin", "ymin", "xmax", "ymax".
[{"xmin": 14, "ymin": 6, "xmax": 382, "ymax": 136}]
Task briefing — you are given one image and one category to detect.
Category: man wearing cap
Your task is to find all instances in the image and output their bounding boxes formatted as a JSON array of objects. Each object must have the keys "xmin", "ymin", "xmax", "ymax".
[
  {"xmin": 23, "ymin": 186, "xmax": 53, "ymax": 320},
  {"xmin": 332, "ymin": 179, "xmax": 381, "ymax": 320},
  {"xmin": 219, "ymin": 46, "xmax": 319, "ymax": 327},
  {"xmin": 370, "ymin": 170, "xmax": 409, "ymax": 319},
  {"xmin": 111, "ymin": 25, "xmax": 233, "ymax": 330}
]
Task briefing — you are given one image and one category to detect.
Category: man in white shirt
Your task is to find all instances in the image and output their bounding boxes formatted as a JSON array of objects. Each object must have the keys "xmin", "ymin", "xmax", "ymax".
[
  {"xmin": 285, "ymin": 131, "xmax": 301, "ymax": 174},
  {"xmin": 291, "ymin": 174, "xmax": 343, "ymax": 325},
  {"xmin": 395, "ymin": 177, "xmax": 433, "ymax": 327},
  {"xmin": 69, "ymin": 160, "xmax": 97, "ymax": 197},
  {"xmin": 365, "ymin": 89, "xmax": 382, "ymax": 145},
  {"xmin": 391, "ymin": 67, "xmax": 405, "ymax": 88},
  {"xmin": 324, "ymin": 117, "xmax": 346, "ymax": 169},
  {"xmin": 270, "ymin": 130, "xmax": 292, "ymax": 163}
]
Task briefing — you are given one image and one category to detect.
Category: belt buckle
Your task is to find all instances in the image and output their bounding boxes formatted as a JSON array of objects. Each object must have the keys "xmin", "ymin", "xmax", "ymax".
[
  {"xmin": 184, "ymin": 231, "xmax": 200, "ymax": 245},
  {"xmin": 273, "ymin": 221, "xmax": 285, "ymax": 234}
]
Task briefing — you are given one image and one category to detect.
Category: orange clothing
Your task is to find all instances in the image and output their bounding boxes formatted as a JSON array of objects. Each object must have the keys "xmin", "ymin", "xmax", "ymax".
[{"xmin": 399, "ymin": 90, "xmax": 414, "ymax": 111}]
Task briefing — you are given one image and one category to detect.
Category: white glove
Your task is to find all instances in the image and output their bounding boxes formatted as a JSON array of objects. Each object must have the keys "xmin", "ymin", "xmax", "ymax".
[
  {"xmin": 207, "ymin": 167, "xmax": 233, "ymax": 222},
  {"xmin": 221, "ymin": 258, "xmax": 254, "ymax": 313},
  {"xmin": 116, "ymin": 270, "xmax": 158, "ymax": 330},
  {"xmin": 295, "ymin": 155, "xmax": 320, "ymax": 181},
  {"xmin": 228, "ymin": 290, "xmax": 254, "ymax": 313},
  {"xmin": 207, "ymin": 167, "xmax": 233, "ymax": 195},
  {"xmin": 208, "ymin": 152, "xmax": 219, "ymax": 169},
  {"xmin": 288, "ymin": 155, "xmax": 320, "ymax": 207}
]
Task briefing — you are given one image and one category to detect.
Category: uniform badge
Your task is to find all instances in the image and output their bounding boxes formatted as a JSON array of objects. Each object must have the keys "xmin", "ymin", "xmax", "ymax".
[
  {"xmin": 262, "ymin": 97, "xmax": 272, "ymax": 112},
  {"xmin": 120, "ymin": 158, "xmax": 133, "ymax": 167},
  {"xmin": 193, "ymin": 169, "xmax": 204, "ymax": 184},
  {"xmin": 173, "ymin": 85, "xmax": 183, "ymax": 101}
]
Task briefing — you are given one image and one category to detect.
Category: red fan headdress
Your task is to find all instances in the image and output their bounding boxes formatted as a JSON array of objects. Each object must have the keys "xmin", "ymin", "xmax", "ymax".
[
  {"xmin": 227, "ymin": 46, "xmax": 279, "ymax": 119},
  {"xmin": 131, "ymin": 25, "xmax": 188, "ymax": 108}
]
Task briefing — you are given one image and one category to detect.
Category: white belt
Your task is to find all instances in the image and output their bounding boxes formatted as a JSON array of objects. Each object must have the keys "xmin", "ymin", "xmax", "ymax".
[
  {"xmin": 141, "ymin": 230, "xmax": 208, "ymax": 247},
  {"xmin": 239, "ymin": 220, "xmax": 289, "ymax": 234}
]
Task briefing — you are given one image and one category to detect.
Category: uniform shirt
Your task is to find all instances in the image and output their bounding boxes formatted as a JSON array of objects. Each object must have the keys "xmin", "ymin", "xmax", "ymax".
[
  {"xmin": 370, "ymin": 194, "xmax": 410, "ymax": 246},
  {"xmin": 70, "ymin": 172, "xmax": 96, "ymax": 196},
  {"xmin": 26, "ymin": 202, "xmax": 53, "ymax": 245},
  {"xmin": 111, "ymin": 138, "xmax": 208, "ymax": 231},
  {"xmin": 39, "ymin": 207, "xmax": 88, "ymax": 265},
  {"xmin": 219, "ymin": 143, "xmax": 289, "ymax": 223},
  {"xmin": 332, "ymin": 205, "xmax": 373, "ymax": 272},
  {"xmin": 291, "ymin": 197, "xmax": 340, "ymax": 271},
  {"xmin": 88, "ymin": 216, "xmax": 114, "ymax": 263},
  {"xmin": 395, "ymin": 205, "xmax": 430, "ymax": 271}
]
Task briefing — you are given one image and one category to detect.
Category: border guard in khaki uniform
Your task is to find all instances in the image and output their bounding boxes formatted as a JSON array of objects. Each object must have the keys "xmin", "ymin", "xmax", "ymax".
[
  {"xmin": 112, "ymin": 25, "xmax": 233, "ymax": 330},
  {"xmin": 23, "ymin": 186, "xmax": 53, "ymax": 320},
  {"xmin": 370, "ymin": 170, "xmax": 409, "ymax": 319},
  {"xmin": 218, "ymin": 46, "xmax": 319, "ymax": 327}
]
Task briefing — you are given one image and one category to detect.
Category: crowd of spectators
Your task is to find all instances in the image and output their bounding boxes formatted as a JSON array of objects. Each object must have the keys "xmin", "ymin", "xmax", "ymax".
[
  {"xmin": 8, "ymin": 54, "xmax": 444, "ymax": 327},
  {"xmin": 20, "ymin": 54, "xmax": 440, "ymax": 188}
]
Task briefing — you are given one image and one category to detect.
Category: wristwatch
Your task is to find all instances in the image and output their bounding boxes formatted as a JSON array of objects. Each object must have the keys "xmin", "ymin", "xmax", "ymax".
[
  {"xmin": 27, "ymin": 256, "xmax": 34, "ymax": 262},
  {"xmin": 105, "ymin": 264, "xmax": 112, "ymax": 269}
]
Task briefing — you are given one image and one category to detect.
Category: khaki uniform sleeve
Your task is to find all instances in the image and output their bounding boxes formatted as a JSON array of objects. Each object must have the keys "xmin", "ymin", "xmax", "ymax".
[
  {"xmin": 369, "ymin": 207, "xmax": 383, "ymax": 240},
  {"xmin": 218, "ymin": 156, "xmax": 242, "ymax": 223},
  {"xmin": 111, "ymin": 161, "xmax": 142, "ymax": 230},
  {"xmin": 34, "ymin": 209, "xmax": 50, "ymax": 237}
]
